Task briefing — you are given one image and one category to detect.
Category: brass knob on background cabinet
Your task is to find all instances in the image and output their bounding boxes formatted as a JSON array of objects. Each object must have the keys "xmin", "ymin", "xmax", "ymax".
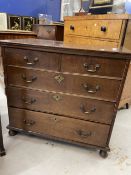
[{"xmin": 46, "ymin": 29, "xmax": 52, "ymax": 33}]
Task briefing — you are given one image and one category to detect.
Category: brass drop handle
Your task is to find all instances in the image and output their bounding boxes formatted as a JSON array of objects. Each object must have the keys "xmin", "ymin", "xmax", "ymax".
[
  {"xmin": 83, "ymin": 84, "xmax": 100, "ymax": 94},
  {"xmin": 70, "ymin": 25, "xmax": 75, "ymax": 31},
  {"xmin": 101, "ymin": 26, "xmax": 107, "ymax": 32},
  {"xmin": 24, "ymin": 56, "xmax": 39, "ymax": 65},
  {"xmin": 80, "ymin": 104, "xmax": 96, "ymax": 114},
  {"xmin": 22, "ymin": 74, "xmax": 37, "ymax": 83},
  {"xmin": 46, "ymin": 29, "xmax": 52, "ymax": 33},
  {"xmin": 76, "ymin": 130, "xmax": 92, "ymax": 137},
  {"xmin": 83, "ymin": 63, "xmax": 100, "ymax": 73},
  {"xmin": 23, "ymin": 120, "xmax": 36, "ymax": 126},
  {"xmin": 22, "ymin": 97, "xmax": 36, "ymax": 104}
]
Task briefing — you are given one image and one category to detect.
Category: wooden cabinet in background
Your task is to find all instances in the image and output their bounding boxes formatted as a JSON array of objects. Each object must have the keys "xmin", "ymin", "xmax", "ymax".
[
  {"xmin": 33, "ymin": 24, "xmax": 64, "ymax": 41},
  {"xmin": 0, "ymin": 30, "xmax": 37, "ymax": 40},
  {"xmin": 64, "ymin": 14, "xmax": 131, "ymax": 108}
]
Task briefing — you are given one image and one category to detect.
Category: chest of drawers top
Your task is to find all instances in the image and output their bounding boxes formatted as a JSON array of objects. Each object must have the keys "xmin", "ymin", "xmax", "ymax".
[{"xmin": 1, "ymin": 38, "xmax": 131, "ymax": 59}]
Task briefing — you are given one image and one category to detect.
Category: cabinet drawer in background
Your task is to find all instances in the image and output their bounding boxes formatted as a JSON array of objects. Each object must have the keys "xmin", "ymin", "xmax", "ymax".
[
  {"xmin": 64, "ymin": 20, "xmax": 123, "ymax": 40},
  {"xmin": 33, "ymin": 25, "xmax": 56, "ymax": 40},
  {"xmin": 7, "ymin": 86, "xmax": 115, "ymax": 124},
  {"xmin": 4, "ymin": 48, "xmax": 60, "ymax": 71},
  {"xmin": 61, "ymin": 54, "xmax": 126, "ymax": 78},
  {"xmin": 7, "ymin": 66, "xmax": 121, "ymax": 101},
  {"xmin": 64, "ymin": 35, "xmax": 119, "ymax": 48},
  {"xmin": 8, "ymin": 107, "xmax": 110, "ymax": 147}
]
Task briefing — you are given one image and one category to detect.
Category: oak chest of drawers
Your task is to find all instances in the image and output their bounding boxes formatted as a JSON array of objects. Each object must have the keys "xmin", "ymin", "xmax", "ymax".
[
  {"xmin": 1, "ymin": 38, "xmax": 131, "ymax": 158},
  {"xmin": 64, "ymin": 14, "xmax": 131, "ymax": 108}
]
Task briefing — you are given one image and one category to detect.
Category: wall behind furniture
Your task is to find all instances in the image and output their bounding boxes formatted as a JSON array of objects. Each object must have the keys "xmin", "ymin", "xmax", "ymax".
[
  {"xmin": 46, "ymin": 0, "xmax": 61, "ymax": 21},
  {"xmin": 0, "ymin": 0, "xmax": 61, "ymax": 21}
]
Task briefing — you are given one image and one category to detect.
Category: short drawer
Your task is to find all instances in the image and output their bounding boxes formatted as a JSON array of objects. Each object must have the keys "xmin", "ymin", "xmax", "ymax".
[
  {"xmin": 8, "ymin": 107, "xmax": 110, "ymax": 147},
  {"xmin": 4, "ymin": 48, "xmax": 60, "ymax": 71},
  {"xmin": 64, "ymin": 20, "xmax": 123, "ymax": 40},
  {"xmin": 61, "ymin": 54, "xmax": 127, "ymax": 78},
  {"xmin": 33, "ymin": 25, "xmax": 56, "ymax": 40},
  {"xmin": 7, "ymin": 86, "xmax": 115, "ymax": 124},
  {"xmin": 7, "ymin": 66, "xmax": 121, "ymax": 102}
]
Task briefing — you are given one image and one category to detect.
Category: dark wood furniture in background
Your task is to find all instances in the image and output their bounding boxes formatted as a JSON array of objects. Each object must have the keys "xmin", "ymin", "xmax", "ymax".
[
  {"xmin": 0, "ymin": 30, "xmax": 37, "ymax": 40},
  {"xmin": 1, "ymin": 38, "xmax": 131, "ymax": 158},
  {"xmin": 33, "ymin": 24, "xmax": 64, "ymax": 41},
  {"xmin": 64, "ymin": 14, "xmax": 131, "ymax": 108},
  {"xmin": 0, "ymin": 115, "xmax": 5, "ymax": 156}
]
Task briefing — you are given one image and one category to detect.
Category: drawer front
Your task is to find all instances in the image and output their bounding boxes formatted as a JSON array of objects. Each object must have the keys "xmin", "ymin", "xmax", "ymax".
[
  {"xmin": 9, "ymin": 107, "xmax": 110, "ymax": 147},
  {"xmin": 37, "ymin": 26, "xmax": 56, "ymax": 40},
  {"xmin": 7, "ymin": 66, "xmax": 121, "ymax": 101},
  {"xmin": 64, "ymin": 35, "xmax": 119, "ymax": 48},
  {"xmin": 61, "ymin": 54, "xmax": 126, "ymax": 78},
  {"xmin": 5, "ymin": 48, "xmax": 60, "ymax": 71},
  {"xmin": 7, "ymin": 87, "xmax": 115, "ymax": 124},
  {"xmin": 64, "ymin": 20, "xmax": 123, "ymax": 40}
]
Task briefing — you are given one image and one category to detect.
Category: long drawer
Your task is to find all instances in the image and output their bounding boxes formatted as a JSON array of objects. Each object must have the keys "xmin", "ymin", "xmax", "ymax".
[
  {"xmin": 61, "ymin": 54, "xmax": 127, "ymax": 78},
  {"xmin": 8, "ymin": 107, "xmax": 110, "ymax": 147},
  {"xmin": 64, "ymin": 35, "xmax": 119, "ymax": 48},
  {"xmin": 4, "ymin": 48, "xmax": 60, "ymax": 71},
  {"xmin": 7, "ymin": 66, "xmax": 121, "ymax": 101},
  {"xmin": 7, "ymin": 86, "xmax": 115, "ymax": 124},
  {"xmin": 64, "ymin": 20, "xmax": 123, "ymax": 40}
]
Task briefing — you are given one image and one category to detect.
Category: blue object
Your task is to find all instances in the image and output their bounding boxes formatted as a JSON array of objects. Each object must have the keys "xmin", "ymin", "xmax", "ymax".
[
  {"xmin": 0, "ymin": 0, "xmax": 61, "ymax": 21},
  {"xmin": 125, "ymin": 0, "xmax": 131, "ymax": 14}
]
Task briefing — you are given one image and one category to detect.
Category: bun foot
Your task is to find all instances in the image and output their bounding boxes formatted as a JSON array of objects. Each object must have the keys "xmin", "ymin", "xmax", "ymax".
[
  {"xmin": 9, "ymin": 130, "xmax": 17, "ymax": 136},
  {"xmin": 99, "ymin": 150, "xmax": 108, "ymax": 158},
  {"xmin": 126, "ymin": 103, "xmax": 129, "ymax": 109},
  {"xmin": 0, "ymin": 150, "xmax": 6, "ymax": 156}
]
